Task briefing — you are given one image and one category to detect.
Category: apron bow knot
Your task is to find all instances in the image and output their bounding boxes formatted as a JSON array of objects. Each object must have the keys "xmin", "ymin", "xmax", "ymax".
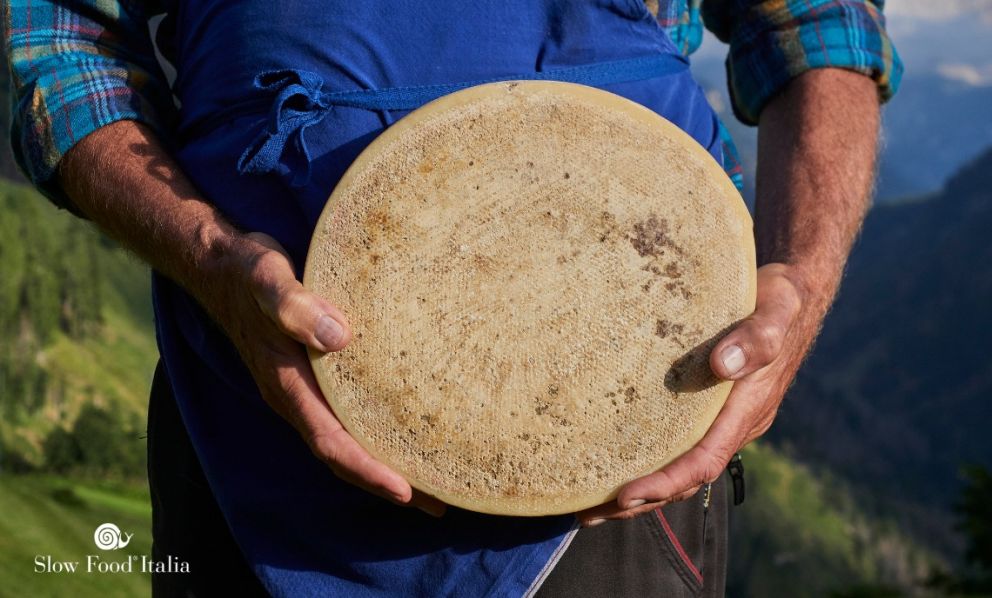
[{"xmin": 237, "ymin": 69, "xmax": 329, "ymax": 187}]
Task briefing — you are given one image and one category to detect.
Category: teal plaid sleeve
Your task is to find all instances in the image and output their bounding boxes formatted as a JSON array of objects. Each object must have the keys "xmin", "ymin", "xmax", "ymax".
[
  {"xmin": 4, "ymin": 0, "xmax": 171, "ymax": 209},
  {"xmin": 701, "ymin": 0, "xmax": 903, "ymax": 125},
  {"xmin": 655, "ymin": 0, "xmax": 706, "ymax": 57}
]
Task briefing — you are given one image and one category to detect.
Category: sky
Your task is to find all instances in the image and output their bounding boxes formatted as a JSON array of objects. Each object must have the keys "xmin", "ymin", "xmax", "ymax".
[
  {"xmin": 690, "ymin": 2, "xmax": 992, "ymax": 201},
  {"xmin": 695, "ymin": 1, "xmax": 992, "ymax": 89}
]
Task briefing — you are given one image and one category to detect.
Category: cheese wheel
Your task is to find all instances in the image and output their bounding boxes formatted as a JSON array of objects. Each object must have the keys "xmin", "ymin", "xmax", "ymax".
[{"xmin": 304, "ymin": 81, "xmax": 756, "ymax": 516}]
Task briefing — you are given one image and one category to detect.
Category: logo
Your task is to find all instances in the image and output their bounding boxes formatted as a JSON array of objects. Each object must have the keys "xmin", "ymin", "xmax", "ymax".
[
  {"xmin": 33, "ymin": 522, "xmax": 190, "ymax": 575},
  {"xmin": 93, "ymin": 523, "xmax": 133, "ymax": 551}
]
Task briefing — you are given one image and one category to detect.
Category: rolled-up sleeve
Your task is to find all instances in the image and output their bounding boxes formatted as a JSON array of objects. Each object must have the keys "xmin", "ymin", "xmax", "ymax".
[
  {"xmin": 702, "ymin": 0, "xmax": 903, "ymax": 125},
  {"xmin": 4, "ymin": 0, "xmax": 172, "ymax": 208}
]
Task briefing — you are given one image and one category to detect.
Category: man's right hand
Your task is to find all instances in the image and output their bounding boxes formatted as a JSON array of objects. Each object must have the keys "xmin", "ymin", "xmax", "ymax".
[
  {"xmin": 205, "ymin": 232, "xmax": 446, "ymax": 517},
  {"xmin": 59, "ymin": 121, "xmax": 445, "ymax": 517}
]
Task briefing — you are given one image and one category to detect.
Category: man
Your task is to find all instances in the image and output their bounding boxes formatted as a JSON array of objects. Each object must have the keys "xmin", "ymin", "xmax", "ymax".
[{"xmin": 6, "ymin": 1, "xmax": 900, "ymax": 596}]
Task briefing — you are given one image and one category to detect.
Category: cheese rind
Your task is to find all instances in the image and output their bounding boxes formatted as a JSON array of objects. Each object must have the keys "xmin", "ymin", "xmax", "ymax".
[{"xmin": 304, "ymin": 81, "xmax": 756, "ymax": 516}]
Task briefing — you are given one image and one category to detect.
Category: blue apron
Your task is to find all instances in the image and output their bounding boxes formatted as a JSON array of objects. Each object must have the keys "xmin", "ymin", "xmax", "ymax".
[{"xmin": 154, "ymin": 1, "xmax": 729, "ymax": 595}]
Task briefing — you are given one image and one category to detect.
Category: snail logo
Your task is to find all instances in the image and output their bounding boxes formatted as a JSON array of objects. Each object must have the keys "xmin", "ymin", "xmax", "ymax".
[{"xmin": 93, "ymin": 523, "xmax": 133, "ymax": 551}]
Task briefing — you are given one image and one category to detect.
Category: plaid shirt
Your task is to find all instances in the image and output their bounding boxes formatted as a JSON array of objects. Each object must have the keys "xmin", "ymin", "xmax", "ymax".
[{"xmin": 5, "ymin": 0, "xmax": 902, "ymax": 207}]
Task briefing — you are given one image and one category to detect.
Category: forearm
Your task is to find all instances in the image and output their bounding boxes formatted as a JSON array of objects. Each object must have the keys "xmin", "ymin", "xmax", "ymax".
[
  {"xmin": 56, "ymin": 120, "xmax": 248, "ymax": 310},
  {"xmin": 583, "ymin": 68, "xmax": 883, "ymax": 520},
  {"xmin": 755, "ymin": 68, "xmax": 880, "ymax": 328},
  {"xmin": 55, "ymin": 118, "xmax": 426, "ymax": 508}
]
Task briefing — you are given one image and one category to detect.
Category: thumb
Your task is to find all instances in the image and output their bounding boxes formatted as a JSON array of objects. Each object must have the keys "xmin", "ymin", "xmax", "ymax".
[
  {"xmin": 244, "ymin": 232, "xmax": 353, "ymax": 352},
  {"xmin": 266, "ymin": 283, "xmax": 353, "ymax": 353},
  {"xmin": 710, "ymin": 265, "xmax": 802, "ymax": 380}
]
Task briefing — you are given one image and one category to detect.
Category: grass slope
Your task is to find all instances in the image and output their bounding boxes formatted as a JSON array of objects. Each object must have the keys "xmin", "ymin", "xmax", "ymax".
[
  {"xmin": 0, "ymin": 475, "xmax": 152, "ymax": 598},
  {"xmin": 729, "ymin": 443, "xmax": 938, "ymax": 597}
]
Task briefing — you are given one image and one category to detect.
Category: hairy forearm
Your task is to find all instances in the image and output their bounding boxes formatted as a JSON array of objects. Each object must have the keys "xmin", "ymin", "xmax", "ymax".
[
  {"xmin": 55, "ymin": 119, "xmax": 422, "ymax": 507},
  {"xmin": 755, "ymin": 68, "xmax": 880, "ymax": 325},
  {"xmin": 56, "ymin": 121, "xmax": 248, "ymax": 309},
  {"xmin": 591, "ymin": 69, "xmax": 885, "ymax": 519}
]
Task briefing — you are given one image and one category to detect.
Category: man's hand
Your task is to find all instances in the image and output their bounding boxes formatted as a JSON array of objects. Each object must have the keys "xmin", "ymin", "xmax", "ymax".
[
  {"xmin": 205, "ymin": 232, "xmax": 446, "ymax": 516},
  {"xmin": 58, "ymin": 121, "xmax": 445, "ymax": 517},
  {"xmin": 578, "ymin": 68, "xmax": 881, "ymax": 526},
  {"xmin": 578, "ymin": 264, "xmax": 806, "ymax": 524}
]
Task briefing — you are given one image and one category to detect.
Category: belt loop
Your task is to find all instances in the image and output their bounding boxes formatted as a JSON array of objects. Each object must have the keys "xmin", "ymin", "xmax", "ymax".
[{"xmin": 237, "ymin": 69, "xmax": 329, "ymax": 187}]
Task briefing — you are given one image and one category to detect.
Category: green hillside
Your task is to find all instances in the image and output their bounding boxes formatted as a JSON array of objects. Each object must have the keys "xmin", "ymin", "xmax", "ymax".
[
  {"xmin": 0, "ymin": 179, "xmax": 156, "ymax": 471},
  {"xmin": 0, "ymin": 181, "xmax": 156, "ymax": 596},
  {"xmin": 0, "ymin": 475, "xmax": 152, "ymax": 598},
  {"xmin": 729, "ymin": 443, "xmax": 937, "ymax": 597}
]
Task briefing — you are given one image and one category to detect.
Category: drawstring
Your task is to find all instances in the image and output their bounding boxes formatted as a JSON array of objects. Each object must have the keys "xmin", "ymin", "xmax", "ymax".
[
  {"xmin": 236, "ymin": 54, "xmax": 690, "ymax": 187},
  {"xmin": 237, "ymin": 70, "xmax": 329, "ymax": 187}
]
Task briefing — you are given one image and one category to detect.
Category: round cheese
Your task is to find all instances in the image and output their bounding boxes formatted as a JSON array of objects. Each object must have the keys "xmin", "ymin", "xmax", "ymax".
[{"xmin": 304, "ymin": 81, "xmax": 756, "ymax": 516}]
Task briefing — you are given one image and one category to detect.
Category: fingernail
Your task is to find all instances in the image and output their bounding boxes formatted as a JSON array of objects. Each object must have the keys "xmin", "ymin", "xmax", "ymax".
[
  {"xmin": 315, "ymin": 315, "xmax": 344, "ymax": 350},
  {"xmin": 720, "ymin": 345, "xmax": 746, "ymax": 377},
  {"xmin": 623, "ymin": 499, "xmax": 646, "ymax": 509},
  {"xmin": 585, "ymin": 518, "xmax": 606, "ymax": 528}
]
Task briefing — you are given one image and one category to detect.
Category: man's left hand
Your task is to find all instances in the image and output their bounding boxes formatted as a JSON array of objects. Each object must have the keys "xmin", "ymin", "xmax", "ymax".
[{"xmin": 577, "ymin": 262, "xmax": 812, "ymax": 526}]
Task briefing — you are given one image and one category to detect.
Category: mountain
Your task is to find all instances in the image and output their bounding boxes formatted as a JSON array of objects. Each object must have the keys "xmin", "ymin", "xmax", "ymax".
[
  {"xmin": 876, "ymin": 76, "xmax": 992, "ymax": 201},
  {"xmin": 690, "ymin": 15, "xmax": 992, "ymax": 205},
  {"xmin": 769, "ymin": 147, "xmax": 992, "ymax": 557},
  {"xmin": 691, "ymin": 60, "xmax": 992, "ymax": 205}
]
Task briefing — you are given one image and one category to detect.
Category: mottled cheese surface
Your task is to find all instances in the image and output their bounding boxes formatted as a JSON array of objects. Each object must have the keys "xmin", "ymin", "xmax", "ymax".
[{"xmin": 304, "ymin": 81, "xmax": 756, "ymax": 515}]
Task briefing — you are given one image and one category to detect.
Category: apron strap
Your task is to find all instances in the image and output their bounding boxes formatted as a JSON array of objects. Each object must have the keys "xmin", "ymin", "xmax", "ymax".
[{"xmin": 237, "ymin": 53, "xmax": 689, "ymax": 186}]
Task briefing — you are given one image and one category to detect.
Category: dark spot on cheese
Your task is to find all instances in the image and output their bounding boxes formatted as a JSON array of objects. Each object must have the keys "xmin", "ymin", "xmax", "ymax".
[
  {"xmin": 623, "ymin": 386, "xmax": 639, "ymax": 404},
  {"xmin": 655, "ymin": 319, "xmax": 685, "ymax": 339},
  {"xmin": 598, "ymin": 211, "xmax": 618, "ymax": 243},
  {"xmin": 535, "ymin": 399, "xmax": 550, "ymax": 416},
  {"xmin": 629, "ymin": 214, "xmax": 681, "ymax": 257}
]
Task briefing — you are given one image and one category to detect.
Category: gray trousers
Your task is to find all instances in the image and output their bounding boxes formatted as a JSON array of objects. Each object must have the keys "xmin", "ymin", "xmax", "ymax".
[{"xmin": 537, "ymin": 475, "xmax": 729, "ymax": 597}]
